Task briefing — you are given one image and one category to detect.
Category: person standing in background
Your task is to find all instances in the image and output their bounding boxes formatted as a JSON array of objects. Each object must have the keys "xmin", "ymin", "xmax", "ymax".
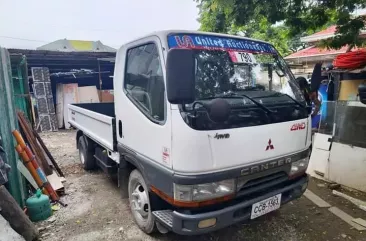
[{"xmin": 296, "ymin": 76, "xmax": 321, "ymax": 118}]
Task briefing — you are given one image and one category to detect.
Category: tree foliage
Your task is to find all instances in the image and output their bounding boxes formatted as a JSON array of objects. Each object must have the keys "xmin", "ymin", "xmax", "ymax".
[
  {"xmin": 196, "ymin": 0, "xmax": 366, "ymax": 53},
  {"xmin": 229, "ymin": 16, "xmax": 300, "ymax": 56}
]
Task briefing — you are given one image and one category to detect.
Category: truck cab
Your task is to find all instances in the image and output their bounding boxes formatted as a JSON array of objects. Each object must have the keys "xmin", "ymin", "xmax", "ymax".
[{"xmin": 69, "ymin": 30, "xmax": 311, "ymax": 235}]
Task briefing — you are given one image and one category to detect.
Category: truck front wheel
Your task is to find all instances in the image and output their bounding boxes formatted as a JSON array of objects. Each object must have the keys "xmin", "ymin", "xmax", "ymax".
[
  {"xmin": 78, "ymin": 136, "xmax": 95, "ymax": 170},
  {"xmin": 128, "ymin": 169, "xmax": 155, "ymax": 234}
]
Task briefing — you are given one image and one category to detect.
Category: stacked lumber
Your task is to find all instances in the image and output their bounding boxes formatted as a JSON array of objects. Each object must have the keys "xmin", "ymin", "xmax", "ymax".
[
  {"xmin": 17, "ymin": 111, "xmax": 52, "ymax": 175},
  {"xmin": 15, "ymin": 111, "xmax": 65, "ymax": 197},
  {"xmin": 13, "ymin": 130, "xmax": 58, "ymax": 201},
  {"xmin": 17, "ymin": 112, "xmax": 64, "ymax": 177}
]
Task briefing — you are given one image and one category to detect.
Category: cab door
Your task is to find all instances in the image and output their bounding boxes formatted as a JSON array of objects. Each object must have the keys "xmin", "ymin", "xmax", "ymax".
[{"xmin": 114, "ymin": 36, "xmax": 172, "ymax": 168}]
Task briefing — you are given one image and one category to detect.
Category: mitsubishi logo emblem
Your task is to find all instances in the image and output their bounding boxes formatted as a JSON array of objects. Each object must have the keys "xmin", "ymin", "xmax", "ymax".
[{"xmin": 266, "ymin": 139, "xmax": 274, "ymax": 151}]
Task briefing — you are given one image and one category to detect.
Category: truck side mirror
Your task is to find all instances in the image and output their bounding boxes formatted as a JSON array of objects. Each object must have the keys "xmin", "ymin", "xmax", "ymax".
[
  {"xmin": 206, "ymin": 98, "xmax": 231, "ymax": 123},
  {"xmin": 166, "ymin": 49, "xmax": 196, "ymax": 104},
  {"xmin": 358, "ymin": 84, "xmax": 366, "ymax": 104}
]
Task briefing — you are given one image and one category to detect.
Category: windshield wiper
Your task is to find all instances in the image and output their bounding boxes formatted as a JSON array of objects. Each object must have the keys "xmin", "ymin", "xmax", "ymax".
[
  {"xmin": 283, "ymin": 94, "xmax": 306, "ymax": 108},
  {"xmin": 200, "ymin": 93, "xmax": 274, "ymax": 114},
  {"xmin": 242, "ymin": 86, "xmax": 263, "ymax": 91},
  {"xmin": 252, "ymin": 93, "xmax": 306, "ymax": 108}
]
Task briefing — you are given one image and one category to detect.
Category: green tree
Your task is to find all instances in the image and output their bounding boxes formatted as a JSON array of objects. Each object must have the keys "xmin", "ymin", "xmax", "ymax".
[
  {"xmin": 229, "ymin": 16, "xmax": 294, "ymax": 56},
  {"xmin": 196, "ymin": 0, "xmax": 366, "ymax": 51}
]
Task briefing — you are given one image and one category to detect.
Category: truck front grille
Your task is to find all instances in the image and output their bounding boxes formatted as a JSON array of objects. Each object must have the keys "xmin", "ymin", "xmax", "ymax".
[{"xmin": 237, "ymin": 172, "xmax": 288, "ymax": 197}]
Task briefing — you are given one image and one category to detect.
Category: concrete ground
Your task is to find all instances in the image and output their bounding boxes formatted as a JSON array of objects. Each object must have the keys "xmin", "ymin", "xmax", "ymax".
[
  {"xmin": 0, "ymin": 216, "xmax": 25, "ymax": 241},
  {"xmin": 37, "ymin": 130, "xmax": 366, "ymax": 241}
]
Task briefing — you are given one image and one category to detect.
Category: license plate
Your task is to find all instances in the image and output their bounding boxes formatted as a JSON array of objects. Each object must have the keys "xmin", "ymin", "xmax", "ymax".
[{"xmin": 250, "ymin": 193, "xmax": 281, "ymax": 219}]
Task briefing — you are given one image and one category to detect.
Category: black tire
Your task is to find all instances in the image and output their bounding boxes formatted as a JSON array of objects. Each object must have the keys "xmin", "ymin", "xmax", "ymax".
[
  {"xmin": 78, "ymin": 136, "xmax": 95, "ymax": 170},
  {"xmin": 128, "ymin": 169, "xmax": 155, "ymax": 234}
]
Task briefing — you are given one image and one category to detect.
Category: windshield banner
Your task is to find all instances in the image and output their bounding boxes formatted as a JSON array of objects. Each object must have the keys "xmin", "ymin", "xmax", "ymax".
[{"xmin": 168, "ymin": 34, "xmax": 277, "ymax": 54}]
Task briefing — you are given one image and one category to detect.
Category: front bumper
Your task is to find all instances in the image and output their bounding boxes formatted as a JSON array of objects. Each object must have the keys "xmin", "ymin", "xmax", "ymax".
[{"xmin": 153, "ymin": 175, "xmax": 308, "ymax": 235}]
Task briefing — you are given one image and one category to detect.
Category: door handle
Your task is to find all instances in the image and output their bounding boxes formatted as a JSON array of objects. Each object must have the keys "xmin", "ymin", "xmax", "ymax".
[{"xmin": 118, "ymin": 120, "xmax": 123, "ymax": 138}]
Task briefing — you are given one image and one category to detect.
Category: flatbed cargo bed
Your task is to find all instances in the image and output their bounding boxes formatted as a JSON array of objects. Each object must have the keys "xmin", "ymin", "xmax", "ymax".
[{"xmin": 68, "ymin": 103, "xmax": 116, "ymax": 151}]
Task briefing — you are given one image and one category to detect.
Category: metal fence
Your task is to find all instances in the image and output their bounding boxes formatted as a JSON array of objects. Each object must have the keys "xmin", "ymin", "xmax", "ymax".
[
  {"xmin": 0, "ymin": 47, "xmax": 25, "ymax": 205},
  {"xmin": 318, "ymin": 101, "xmax": 366, "ymax": 148}
]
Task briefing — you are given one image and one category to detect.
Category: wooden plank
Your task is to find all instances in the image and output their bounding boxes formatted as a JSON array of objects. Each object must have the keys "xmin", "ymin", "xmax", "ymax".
[
  {"xmin": 30, "ymin": 96, "xmax": 37, "ymax": 128},
  {"xmin": 17, "ymin": 160, "xmax": 38, "ymax": 189},
  {"xmin": 17, "ymin": 111, "xmax": 53, "ymax": 175},
  {"xmin": 352, "ymin": 218, "xmax": 366, "ymax": 228},
  {"xmin": 328, "ymin": 207, "xmax": 366, "ymax": 231},
  {"xmin": 304, "ymin": 190, "xmax": 331, "ymax": 208},
  {"xmin": 33, "ymin": 129, "xmax": 64, "ymax": 177},
  {"xmin": 46, "ymin": 172, "xmax": 64, "ymax": 191},
  {"xmin": 63, "ymin": 84, "xmax": 79, "ymax": 129},
  {"xmin": 17, "ymin": 112, "xmax": 45, "ymax": 172},
  {"xmin": 56, "ymin": 84, "xmax": 64, "ymax": 128},
  {"xmin": 78, "ymin": 86, "xmax": 100, "ymax": 103},
  {"xmin": 99, "ymin": 89, "xmax": 114, "ymax": 102},
  {"xmin": 332, "ymin": 190, "xmax": 366, "ymax": 211}
]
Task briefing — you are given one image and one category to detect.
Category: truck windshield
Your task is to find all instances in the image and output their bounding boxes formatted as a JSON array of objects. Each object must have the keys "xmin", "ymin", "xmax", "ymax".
[
  {"xmin": 194, "ymin": 50, "xmax": 303, "ymax": 102},
  {"xmin": 168, "ymin": 34, "xmax": 308, "ymax": 130}
]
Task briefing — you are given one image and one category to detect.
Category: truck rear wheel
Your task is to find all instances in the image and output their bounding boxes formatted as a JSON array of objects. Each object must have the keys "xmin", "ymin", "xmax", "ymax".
[
  {"xmin": 78, "ymin": 136, "xmax": 95, "ymax": 170},
  {"xmin": 128, "ymin": 169, "xmax": 155, "ymax": 234}
]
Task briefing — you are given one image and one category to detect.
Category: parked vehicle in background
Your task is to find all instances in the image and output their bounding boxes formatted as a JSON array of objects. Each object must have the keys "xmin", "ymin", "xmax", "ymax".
[{"xmin": 68, "ymin": 30, "xmax": 311, "ymax": 235}]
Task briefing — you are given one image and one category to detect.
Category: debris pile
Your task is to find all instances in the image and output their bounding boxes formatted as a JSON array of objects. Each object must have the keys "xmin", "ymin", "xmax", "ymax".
[{"xmin": 0, "ymin": 111, "xmax": 67, "ymax": 241}]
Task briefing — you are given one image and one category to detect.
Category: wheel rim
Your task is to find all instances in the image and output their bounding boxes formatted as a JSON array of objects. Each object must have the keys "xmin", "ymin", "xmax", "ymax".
[
  {"xmin": 130, "ymin": 183, "xmax": 150, "ymax": 222},
  {"xmin": 79, "ymin": 149, "xmax": 85, "ymax": 164}
]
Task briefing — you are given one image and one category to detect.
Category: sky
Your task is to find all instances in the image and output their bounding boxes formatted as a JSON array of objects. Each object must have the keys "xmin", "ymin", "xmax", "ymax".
[{"xmin": 0, "ymin": 0, "xmax": 200, "ymax": 49}]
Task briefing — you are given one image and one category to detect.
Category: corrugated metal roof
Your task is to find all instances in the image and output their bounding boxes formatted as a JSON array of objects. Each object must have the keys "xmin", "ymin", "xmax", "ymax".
[
  {"xmin": 310, "ymin": 26, "xmax": 337, "ymax": 37},
  {"xmin": 285, "ymin": 45, "xmax": 365, "ymax": 59},
  {"xmin": 7, "ymin": 48, "xmax": 116, "ymax": 73},
  {"xmin": 285, "ymin": 45, "xmax": 349, "ymax": 59},
  {"xmin": 301, "ymin": 25, "xmax": 366, "ymax": 43}
]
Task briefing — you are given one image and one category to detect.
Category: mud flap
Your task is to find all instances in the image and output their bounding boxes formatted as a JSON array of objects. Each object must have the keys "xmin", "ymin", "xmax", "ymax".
[{"xmin": 118, "ymin": 160, "xmax": 130, "ymax": 199}]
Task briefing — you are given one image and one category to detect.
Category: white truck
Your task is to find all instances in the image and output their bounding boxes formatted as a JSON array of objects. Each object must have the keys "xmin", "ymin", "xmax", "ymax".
[{"xmin": 68, "ymin": 30, "xmax": 312, "ymax": 235}]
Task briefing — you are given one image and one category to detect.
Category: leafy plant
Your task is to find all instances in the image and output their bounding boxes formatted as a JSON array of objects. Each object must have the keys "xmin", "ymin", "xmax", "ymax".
[{"xmin": 196, "ymin": 0, "xmax": 366, "ymax": 53}]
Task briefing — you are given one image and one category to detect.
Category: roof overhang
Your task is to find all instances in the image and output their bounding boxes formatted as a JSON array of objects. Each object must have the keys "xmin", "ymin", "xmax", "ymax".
[
  {"xmin": 301, "ymin": 30, "xmax": 366, "ymax": 43},
  {"xmin": 8, "ymin": 49, "xmax": 116, "ymax": 73},
  {"xmin": 285, "ymin": 51, "xmax": 344, "ymax": 60}
]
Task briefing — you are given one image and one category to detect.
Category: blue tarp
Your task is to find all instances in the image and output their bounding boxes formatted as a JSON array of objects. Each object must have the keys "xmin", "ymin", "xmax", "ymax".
[{"xmin": 312, "ymin": 83, "xmax": 328, "ymax": 128}]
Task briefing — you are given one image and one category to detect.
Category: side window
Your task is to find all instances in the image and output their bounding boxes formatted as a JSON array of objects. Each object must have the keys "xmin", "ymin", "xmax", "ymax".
[{"xmin": 124, "ymin": 43, "xmax": 165, "ymax": 122}]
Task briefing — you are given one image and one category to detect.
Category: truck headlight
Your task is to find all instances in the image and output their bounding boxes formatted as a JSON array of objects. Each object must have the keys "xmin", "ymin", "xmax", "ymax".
[
  {"xmin": 290, "ymin": 157, "xmax": 309, "ymax": 176},
  {"xmin": 174, "ymin": 179, "xmax": 235, "ymax": 202}
]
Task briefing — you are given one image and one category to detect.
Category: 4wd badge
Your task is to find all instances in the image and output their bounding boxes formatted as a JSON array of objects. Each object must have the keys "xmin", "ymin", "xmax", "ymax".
[{"xmin": 291, "ymin": 122, "xmax": 306, "ymax": 131}]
